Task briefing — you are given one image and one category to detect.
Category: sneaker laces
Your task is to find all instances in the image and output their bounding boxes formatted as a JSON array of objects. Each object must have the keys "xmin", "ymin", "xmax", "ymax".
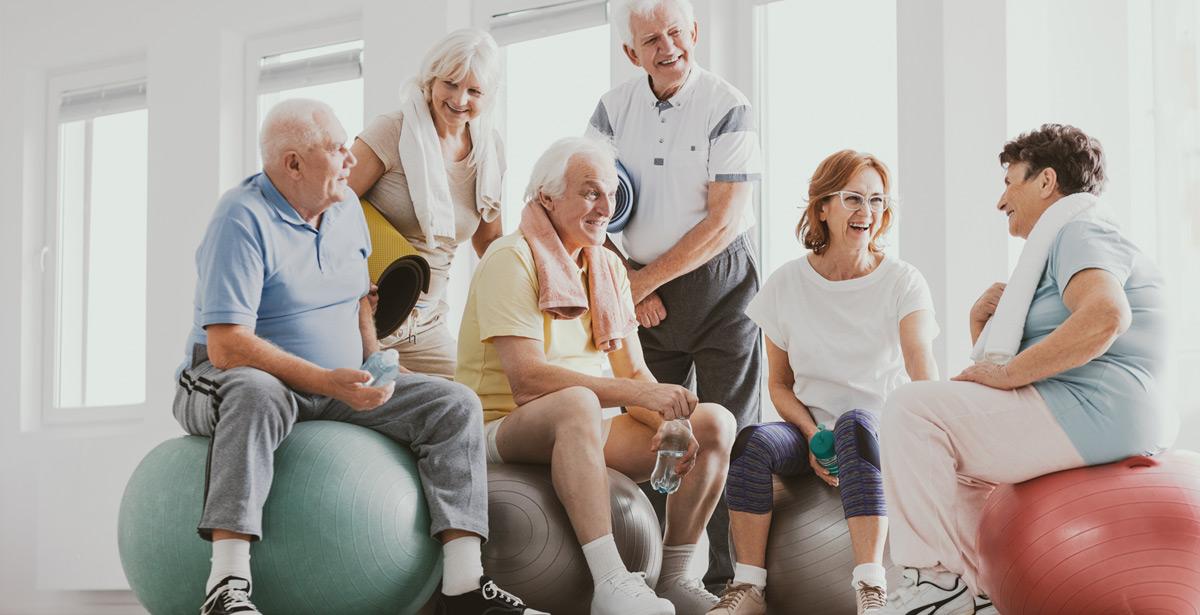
[
  {"xmin": 674, "ymin": 577, "xmax": 719, "ymax": 601},
  {"xmin": 713, "ymin": 582, "xmax": 756, "ymax": 609},
  {"xmin": 611, "ymin": 571, "xmax": 657, "ymax": 598},
  {"xmin": 481, "ymin": 580, "xmax": 526, "ymax": 606},
  {"xmin": 221, "ymin": 588, "xmax": 256, "ymax": 611},
  {"xmin": 856, "ymin": 582, "xmax": 886, "ymax": 610}
]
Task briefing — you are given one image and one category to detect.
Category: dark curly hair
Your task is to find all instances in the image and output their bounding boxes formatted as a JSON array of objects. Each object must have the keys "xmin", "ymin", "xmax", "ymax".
[{"xmin": 999, "ymin": 124, "xmax": 1107, "ymax": 196}]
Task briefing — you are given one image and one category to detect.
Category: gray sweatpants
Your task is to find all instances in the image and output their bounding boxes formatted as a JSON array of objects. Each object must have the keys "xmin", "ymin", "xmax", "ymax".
[
  {"xmin": 173, "ymin": 345, "xmax": 488, "ymax": 542},
  {"xmin": 631, "ymin": 234, "xmax": 762, "ymax": 587}
]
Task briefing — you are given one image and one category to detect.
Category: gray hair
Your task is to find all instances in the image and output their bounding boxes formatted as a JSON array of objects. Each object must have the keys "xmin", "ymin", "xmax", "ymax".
[
  {"xmin": 525, "ymin": 136, "xmax": 617, "ymax": 204},
  {"xmin": 260, "ymin": 98, "xmax": 337, "ymax": 165},
  {"xmin": 417, "ymin": 28, "xmax": 501, "ymax": 169},
  {"xmin": 614, "ymin": 0, "xmax": 696, "ymax": 48}
]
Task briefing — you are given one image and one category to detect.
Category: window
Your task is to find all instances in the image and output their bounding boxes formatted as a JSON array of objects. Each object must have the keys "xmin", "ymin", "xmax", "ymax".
[
  {"xmin": 755, "ymin": 0, "xmax": 899, "ymax": 278},
  {"xmin": 48, "ymin": 72, "xmax": 149, "ymax": 410},
  {"xmin": 492, "ymin": 1, "xmax": 611, "ymax": 232},
  {"xmin": 247, "ymin": 32, "xmax": 364, "ymax": 171}
]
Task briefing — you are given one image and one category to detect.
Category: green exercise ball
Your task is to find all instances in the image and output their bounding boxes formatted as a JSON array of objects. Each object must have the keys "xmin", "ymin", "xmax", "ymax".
[{"xmin": 118, "ymin": 420, "xmax": 442, "ymax": 614}]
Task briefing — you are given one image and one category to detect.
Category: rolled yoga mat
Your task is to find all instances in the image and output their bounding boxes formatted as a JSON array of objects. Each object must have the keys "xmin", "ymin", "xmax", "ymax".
[
  {"xmin": 609, "ymin": 159, "xmax": 637, "ymax": 233},
  {"xmin": 361, "ymin": 198, "xmax": 431, "ymax": 341}
]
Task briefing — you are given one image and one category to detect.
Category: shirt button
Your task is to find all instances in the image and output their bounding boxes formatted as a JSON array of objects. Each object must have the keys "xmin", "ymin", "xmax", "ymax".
[
  {"xmin": 658, "ymin": 137, "xmax": 664, "ymax": 143},
  {"xmin": 660, "ymin": 117, "xmax": 666, "ymax": 123}
]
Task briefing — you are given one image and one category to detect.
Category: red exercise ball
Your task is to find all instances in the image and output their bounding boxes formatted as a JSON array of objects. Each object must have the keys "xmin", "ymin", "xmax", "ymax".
[{"xmin": 977, "ymin": 451, "xmax": 1200, "ymax": 615}]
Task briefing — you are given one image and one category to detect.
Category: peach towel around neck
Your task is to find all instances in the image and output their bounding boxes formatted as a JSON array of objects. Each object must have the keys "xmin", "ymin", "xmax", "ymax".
[{"xmin": 518, "ymin": 203, "xmax": 637, "ymax": 353}]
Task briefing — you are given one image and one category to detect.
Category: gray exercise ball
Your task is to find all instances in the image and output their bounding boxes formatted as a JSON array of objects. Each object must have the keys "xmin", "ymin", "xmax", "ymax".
[
  {"xmin": 483, "ymin": 464, "xmax": 662, "ymax": 615},
  {"xmin": 757, "ymin": 473, "xmax": 902, "ymax": 614}
]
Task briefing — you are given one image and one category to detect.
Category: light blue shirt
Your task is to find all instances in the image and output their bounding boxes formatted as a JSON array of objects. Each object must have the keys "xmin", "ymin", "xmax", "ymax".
[
  {"xmin": 1023, "ymin": 219, "xmax": 1170, "ymax": 464},
  {"xmin": 179, "ymin": 173, "xmax": 370, "ymax": 375}
]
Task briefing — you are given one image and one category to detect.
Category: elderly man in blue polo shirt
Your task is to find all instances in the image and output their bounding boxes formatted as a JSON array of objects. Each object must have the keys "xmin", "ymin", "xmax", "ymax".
[
  {"xmin": 174, "ymin": 99, "xmax": 540, "ymax": 615},
  {"xmin": 587, "ymin": 0, "xmax": 763, "ymax": 600}
]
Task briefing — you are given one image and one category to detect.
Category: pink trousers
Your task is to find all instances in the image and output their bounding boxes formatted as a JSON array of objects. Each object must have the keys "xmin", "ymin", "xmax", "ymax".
[{"xmin": 880, "ymin": 380, "xmax": 1085, "ymax": 594}]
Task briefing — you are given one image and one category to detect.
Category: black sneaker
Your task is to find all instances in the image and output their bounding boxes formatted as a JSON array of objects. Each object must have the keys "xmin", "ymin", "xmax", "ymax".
[
  {"xmin": 436, "ymin": 576, "xmax": 548, "ymax": 614},
  {"xmin": 200, "ymin": 576, "xmax": 262, "ymax": 615}
]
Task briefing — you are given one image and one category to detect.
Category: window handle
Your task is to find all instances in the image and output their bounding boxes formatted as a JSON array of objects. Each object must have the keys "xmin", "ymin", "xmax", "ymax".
[{"xmin": 39, "ymin": 245, "xmax": 49, "ymax": 273}]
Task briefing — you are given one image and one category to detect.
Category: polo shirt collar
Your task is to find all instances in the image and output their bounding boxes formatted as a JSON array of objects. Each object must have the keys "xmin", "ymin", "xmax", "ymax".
[
  {"xmin": 641, "ymin": 65, "xmax": 703, "ymax": 111},
  {"xmin": 255, "ymin": 172, "xmax": 333, "ymax": 231}
]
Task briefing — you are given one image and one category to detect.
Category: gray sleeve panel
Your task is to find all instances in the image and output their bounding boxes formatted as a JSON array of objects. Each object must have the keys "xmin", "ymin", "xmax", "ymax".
[
  {"xmin": 713, "ymin": 173, "xmax": 763, "ymax": 183},
  {"xmin": 589, "ymin": 101, "xmax": 614, "ymax": 138},
  {"xmin": 709, "ymin": 105, "xmax": 756, "ymax": 141}
]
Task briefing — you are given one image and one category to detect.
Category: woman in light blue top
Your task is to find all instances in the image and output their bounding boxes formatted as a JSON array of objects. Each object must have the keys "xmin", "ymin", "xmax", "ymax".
[{"xmin": 877, "ymin": 124, "xmax": 1170, "ymax": 615}]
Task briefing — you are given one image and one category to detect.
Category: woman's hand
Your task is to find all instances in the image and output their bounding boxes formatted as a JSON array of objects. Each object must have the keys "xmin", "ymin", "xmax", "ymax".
[
  {"xmin": 952, "ymin": 361, "xmax": 1020, "ymax": 390},
  {"xmin": 970, "ymin": 282, "xmax": 1006, "ymax": 329},
  {"xmin": 808, "ymin": 450, "xmax": 839, "ymax": 487}
]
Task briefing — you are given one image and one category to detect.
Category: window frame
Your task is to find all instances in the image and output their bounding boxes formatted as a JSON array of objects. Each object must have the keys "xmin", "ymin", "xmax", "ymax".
[
  {"xmin": 41, "ymin": 58, "xmax": 149, "ymax": 427},
  {"xmin": 243, "ymin": 18, "xmax": 363, "ymax": 176}
]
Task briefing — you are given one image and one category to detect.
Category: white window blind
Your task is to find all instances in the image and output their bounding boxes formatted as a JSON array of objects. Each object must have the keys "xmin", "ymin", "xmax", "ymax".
[
  {"xmin": 58, "ymin": 79, "xmax": 147, "ymax": 122},
  {"xmin": 258, "ymin": 47, "xmax": 362, "ymax": 94},
  {"xmin": 490, "ymin": 0, "xmax": 607, "ymax": 46}
]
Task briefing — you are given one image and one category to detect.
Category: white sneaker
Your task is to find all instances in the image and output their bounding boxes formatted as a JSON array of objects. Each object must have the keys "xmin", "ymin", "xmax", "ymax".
[
  {"xmin": 855, "ymin": 581, "xmax": 887, "ymax": 615},
  {"xmin": 591, "ymin": 571, "xmax": 676, "ymax": 615},
  {"xmin": 974, "ymin": 594, "xmax": 999, "ymax": 614},
  {"xmin": 657, "ymin": 576, "xmax": 719, "ymax": 615},
  {"xmin": 878, "ymin": 568, "xmax": 973, "ymax": 615}
]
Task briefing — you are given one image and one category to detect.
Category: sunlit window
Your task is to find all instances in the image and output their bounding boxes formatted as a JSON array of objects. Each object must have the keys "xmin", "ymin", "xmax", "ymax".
[
  {"xmin": 54, "ymin": 84, "xmax": 148, "ymax": 408},
  {"xmin": 757, "ymin": 0, "xmax": 899, "ymax": 278}
]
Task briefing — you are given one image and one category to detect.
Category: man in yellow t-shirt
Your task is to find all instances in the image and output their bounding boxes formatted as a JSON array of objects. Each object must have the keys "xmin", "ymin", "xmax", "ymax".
[{"xmin": 457, "ymin": 136, "xmax": 736, "ymax": 615}]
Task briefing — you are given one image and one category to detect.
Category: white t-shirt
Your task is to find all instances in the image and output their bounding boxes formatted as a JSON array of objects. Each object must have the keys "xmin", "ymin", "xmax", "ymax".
[
  {"xmin": 587, "ymin": 66, "xmax": 762, "ymax": 264},
  {"xmin": 745, "ymin": 254, "xmax": 937, "ymax": 427}
]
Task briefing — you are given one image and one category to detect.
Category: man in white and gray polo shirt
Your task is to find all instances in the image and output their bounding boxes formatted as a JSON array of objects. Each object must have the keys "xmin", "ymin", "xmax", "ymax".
[{"xmin": 588, "ymin": 0, "xmax": 762, "ymax": 595}]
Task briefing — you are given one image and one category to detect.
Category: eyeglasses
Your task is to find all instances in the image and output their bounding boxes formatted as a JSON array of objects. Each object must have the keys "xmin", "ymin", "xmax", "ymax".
[{"xmin": 820, "ymin": 191, "xmax": 893, "ymax": 213}]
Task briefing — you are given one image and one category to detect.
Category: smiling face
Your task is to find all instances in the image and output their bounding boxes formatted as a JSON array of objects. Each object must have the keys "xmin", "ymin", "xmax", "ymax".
[
  {"xmin": 541, "ymin": 153, "xmax": 618, "ymax": 256},
  {"xmin": 624, "ymin": 1, "xmax": 697, "ymax": 98},
  {"xmin": 997, "ymin": 161, "xmax": 1057, "ymax": 238},
  {"xmin": 428, "ymin": 70, "xmax": 486, "ymax": 132},
  {"xmin": 820, "ymin": 167, "xmax": 886, "ymax": 252}
]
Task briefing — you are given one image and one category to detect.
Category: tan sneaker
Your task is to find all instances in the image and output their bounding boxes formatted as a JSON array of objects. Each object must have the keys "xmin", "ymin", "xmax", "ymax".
[
  {"xmin": 706, "ymin": 582, "xmax": 765, "ymax": 615},
  {"xmin": 855, "ymin": 581, "xmax": 887, "ymax": 615}
]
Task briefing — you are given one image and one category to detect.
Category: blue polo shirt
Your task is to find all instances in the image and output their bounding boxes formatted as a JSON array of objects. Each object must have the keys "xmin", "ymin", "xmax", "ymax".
[
  {"xmin": 179, "ymin": 172, "xmax": 371, "ymax": 375},
  {"xmin": 1022, "ymin": 219, "xmax": 1170, "ymax": 464}
]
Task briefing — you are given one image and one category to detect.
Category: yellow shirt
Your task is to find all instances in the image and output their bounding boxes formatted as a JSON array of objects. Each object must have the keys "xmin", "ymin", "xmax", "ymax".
[{"xmin": 456, "ymin": 231, "xmax": 634, "ymax": 422}]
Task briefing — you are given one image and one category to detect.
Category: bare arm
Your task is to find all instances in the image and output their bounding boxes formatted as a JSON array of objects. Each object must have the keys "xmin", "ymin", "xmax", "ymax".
[
  {"xmin": 955, "ymin": 269, "xmax": 1132, "ymax": 388},
  {"xmin": 899, "ymin": 310, "xmax": 939, "ymax": 381},
  {"xmin": 348, "ymin": 139, "xmax": 385, "ymax": 197},
  {"xmin": 206, "ymin": 323, "xmax": 393, "ymax": 410},
  {"xmin": 492, "ymin": 334, "xmax": 696, "ymax": 421},
  {"xmin": 472, "ymin": 216, "xmax": 503, "ymax": 258},
  {"xmin": 764, "ymin": 337, "xmax": 820, "ymax": 439},
  {"xmin": 358, "ymin": 296, "xmax": 379, "ymax": 360},
  {"xmin": 627, "ymin": 181, "xmax": 752, "ymax": 303},
  {"xmin": 606, "ymin": 330, "xmax": 668, "ymax": 431}
]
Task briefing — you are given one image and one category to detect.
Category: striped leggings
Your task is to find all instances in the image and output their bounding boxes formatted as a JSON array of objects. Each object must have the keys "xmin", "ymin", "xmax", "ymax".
[{"xmin": 726, "ymin": 410, "xmax": 885, "ymax": 518}]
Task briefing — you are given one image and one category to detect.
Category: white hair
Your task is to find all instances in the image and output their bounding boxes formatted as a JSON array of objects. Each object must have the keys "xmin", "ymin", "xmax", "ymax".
[
  {"xmin": 614, "ymin": 0, "xmax": 696, "ymax": 48},
  {"xmin": 525, "ymin": 137, "xmax": 617, "ymax": 204},
  {"xmin": 259, "ymin": 98, "xmax": 337, "ymax": 166},
  {"xmin": 417, "ymin": 28, "xmax": 501, "ymax": 169}
]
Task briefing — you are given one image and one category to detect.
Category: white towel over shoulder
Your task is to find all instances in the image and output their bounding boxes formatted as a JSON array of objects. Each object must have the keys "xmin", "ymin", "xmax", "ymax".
[
  {"xmin": 971, "ymin": 192, "xmax": 1105, "ymax": 365},
  {"xmin": 397, "ymin": 79, "xmax": 502, "ymax": 246}
]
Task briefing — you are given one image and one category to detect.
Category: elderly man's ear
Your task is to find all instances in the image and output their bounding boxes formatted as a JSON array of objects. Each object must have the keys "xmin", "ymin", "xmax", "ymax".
[
  {"xmin": 282, "ymin": 151, "xmax": 304, "ymax": 178},
  {"xmin": 537, "ymin": 189, "xmax": 555, "ymax": 211}
]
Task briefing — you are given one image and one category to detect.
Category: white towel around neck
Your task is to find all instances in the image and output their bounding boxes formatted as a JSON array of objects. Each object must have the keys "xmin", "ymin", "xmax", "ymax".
[
  {"xmin": 970, "ymin": 191, "xmax": 1106, "ymax": 365},
  {"xmin": 397, "ymin": 79, "xmax": 502, "ymax": 247}
]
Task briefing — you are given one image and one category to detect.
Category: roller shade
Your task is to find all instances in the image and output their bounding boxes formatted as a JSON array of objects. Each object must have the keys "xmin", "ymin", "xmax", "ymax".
[
  {"xmin": 59, "ymin": 80, "xmax": 146, "ymax": 122},
  {"xmin": 490, "ymin": 0, "xmax": 607, "ymax": 46},
  {"xmin": 258, "ymin": 47, "xmax": 363, "ymax": 94}
]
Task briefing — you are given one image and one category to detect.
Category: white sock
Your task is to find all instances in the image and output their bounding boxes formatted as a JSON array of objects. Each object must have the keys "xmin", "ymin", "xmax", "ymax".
[
  {"xmin": 733, "ymin": 563, "xmax": 767, "ymax": 588},
  {"xmin": 658, "ymin": 543, "xmax": 697, "ymax": 585},
  {"xmin": 441, "ymin": 536, "xmax": 485, "ymax": 596},
  {"xmin": 206, "ymin": 539, "xmax": 252, "ymax": 594},
  {"xmin": 851, "ymin": 563, "xmax": 888, "ymax": 591},
  {"xmin": 581, "ymin": 534, "xmax": 626, "ymax": 585}
]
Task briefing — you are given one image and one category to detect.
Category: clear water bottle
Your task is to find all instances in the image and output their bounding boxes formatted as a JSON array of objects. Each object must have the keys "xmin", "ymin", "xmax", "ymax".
[
  {"xmin": 362, "ymin": 349, "xmax": 401, "ymax": 387},
  {"xmin": 810, "ymin": 424, "xmax": 839, "ymax": 477},
  {"xmin": 650, "ymin": 419, "xmax": 692, "ymax": 495}
]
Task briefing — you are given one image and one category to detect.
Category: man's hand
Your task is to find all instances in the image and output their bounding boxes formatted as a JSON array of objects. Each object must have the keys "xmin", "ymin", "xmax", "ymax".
[
  {"xmin": 970, "ymin": 282, "xmax": 1006, "ymax": 330},
  {"xmin": 952, "ymin": 361, "xmax": 1020, "ymax": 390},
  {"xmin": 638, "ymin": 381, "xmax": 697, "ymax": 420},
  {"xmin": 326, "ymin": 368, "xmax": 395, "ymax": 411},
  {"xmin": 650, "ymin": 424, "xmax": 700, "ymax": 477},
  {"xmin": 629, "ymin": 269, "xmax": 656, "ymax": 305},
  {"xmin": 636, "ymin": 292, "xmax": 667, "ymax": 328}
]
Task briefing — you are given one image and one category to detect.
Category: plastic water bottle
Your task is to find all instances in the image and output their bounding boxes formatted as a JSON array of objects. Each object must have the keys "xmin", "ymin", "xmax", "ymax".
[
  {"xmin": 650, "ymin": 419, "xmax": 691, "ymax": 495},
  {"xmin": 361, "ymin": 349, "xmax": 401, "ymax": 387},
  {"xmin": 810, "ymin": 424, "xmax": 839, "ymax": 477}
]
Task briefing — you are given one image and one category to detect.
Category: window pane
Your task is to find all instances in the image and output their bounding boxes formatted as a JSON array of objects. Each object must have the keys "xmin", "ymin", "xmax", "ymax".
[
  {"xmin": 54, "ymin": 109, "xmax": 148, "ymax": 408},
  {"xmin": 760, "ymin": 0, "xmax": 899, "ymax": 277},
  {"xmin": 502, "ymin": 24, "xmax": 611, "ymax": 232}
]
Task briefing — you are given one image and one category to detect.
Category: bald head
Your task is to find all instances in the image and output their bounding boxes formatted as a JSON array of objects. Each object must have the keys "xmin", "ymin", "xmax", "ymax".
[{"xmin": 259, "ymin": 98, "xmax": 343, "ymax": 167}]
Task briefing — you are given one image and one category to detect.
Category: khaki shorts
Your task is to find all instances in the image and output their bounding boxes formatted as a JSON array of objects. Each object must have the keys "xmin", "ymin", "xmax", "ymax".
[{"xmin": 484, "ymin": 414, "xmax": 615, "ymax": 464}]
